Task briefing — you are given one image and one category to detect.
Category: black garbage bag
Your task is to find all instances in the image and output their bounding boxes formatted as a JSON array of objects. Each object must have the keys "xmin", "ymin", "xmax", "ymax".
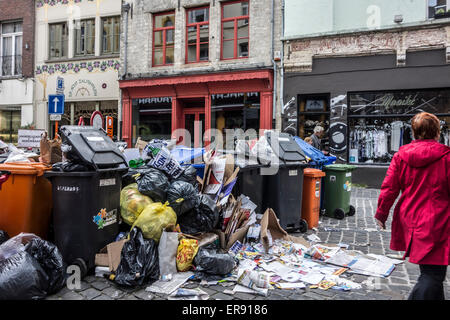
[
  {"xmin": 172, "ymin": 165, "xmax": 198, "ymax": 187},
  {"xmin": 178, "ymin": 195, "xmax": 220, "ymax": 235},
  {"xmin": 121, "ymin": 166, "xmax": 150, "ymax": 187},
  {"xmin": 135, "ymin": 168, "xmax": 170, "ymax": 202},
  {"xmin": 0, "ymin": 230, "xmax": 9, "ymax": 245},
  {"xmin": 194, "ymin": 247, "xmax": 236, "ymax": 276},
  {"xmin": 0, "ymin": 251, "xmax": 49, "ymax": 300},
  {"xmin": 167, "ymin": 181, "xmax": 199, "ymax": 217},
  {"xmin": 24, "ymin": 239, "xmax": 66, "ymax": 294},
  {"xmin": 114, "ymin": 227, "xmax": 160, "ymax": 287},
  {"xmin": 52, "ymin": 161, "xmax": 93, "ymax": 172}
]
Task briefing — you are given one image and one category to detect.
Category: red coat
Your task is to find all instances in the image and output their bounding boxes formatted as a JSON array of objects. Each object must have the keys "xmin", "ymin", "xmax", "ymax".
[{"xmin": 375, "ymin": 139, "xmax": 450, "ymax": 265}]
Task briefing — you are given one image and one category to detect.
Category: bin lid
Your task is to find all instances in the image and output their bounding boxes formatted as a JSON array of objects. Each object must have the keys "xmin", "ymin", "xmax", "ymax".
[
  {"xmin": 323, "ymin": 164, "xmax": 356, "ymax": 172},
  {"xmin": 265, "ymin": 131, "xmax": 307, "ymax": 162},
  {"xmin": 0, "ymin": 162, "xmax": 50, "ymax": 176},
  {"xmin": 304, "ymin": 168, "xmax": 326, "ymax": 178},
  {"xmin": 60, "ymin": 126, "xmax": 127, "ymax": 170}
]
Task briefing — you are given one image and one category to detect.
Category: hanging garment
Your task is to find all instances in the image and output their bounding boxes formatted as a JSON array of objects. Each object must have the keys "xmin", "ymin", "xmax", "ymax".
[{"xmin": 391, "ymin": 121, "xmax": 403, "ymax": 152}]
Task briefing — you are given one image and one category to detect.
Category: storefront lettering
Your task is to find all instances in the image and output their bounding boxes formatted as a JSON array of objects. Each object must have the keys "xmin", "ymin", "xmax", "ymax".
[
  {"xmin": 138, "ymin": 97, "xmax": 172, "ymax": 104},
  {"xmin": 211, "ymin": 92, "xmax": 259, "ymax": 100},
  {"xmin": 380, "ymin": 94, "xmax": 418, "ymax": 109},
  {"xmin": 68, "ymin": 79, "xmax": 98, "ymax": 98}
]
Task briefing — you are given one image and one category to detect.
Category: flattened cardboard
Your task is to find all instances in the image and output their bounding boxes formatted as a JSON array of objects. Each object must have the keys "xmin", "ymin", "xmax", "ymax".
[
  {"xmin": 95, "ymin": 239, "xmax": 128, "ymax": 272},
  {"xmin": 260, "ymin": 208, "xmax": 310, "ymax": 253}
]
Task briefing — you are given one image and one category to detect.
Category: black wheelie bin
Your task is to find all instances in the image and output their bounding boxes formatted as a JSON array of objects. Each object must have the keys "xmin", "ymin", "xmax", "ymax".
[{"xmin": 45, "ymin": 126, "xmax": 128, "ymax": 276}]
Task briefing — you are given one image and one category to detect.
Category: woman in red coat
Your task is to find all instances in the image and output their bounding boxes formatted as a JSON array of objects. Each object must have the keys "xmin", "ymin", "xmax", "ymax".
[{"xmin": 375, "ymin": 112, "xmax": 449, "ymax": 300}]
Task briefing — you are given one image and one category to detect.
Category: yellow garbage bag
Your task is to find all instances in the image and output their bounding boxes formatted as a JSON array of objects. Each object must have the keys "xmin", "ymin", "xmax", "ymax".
[
  {"xmin": 131, "ymin": 201, "xmax": 177, "ymax": 242},
  {"xmin": 120, "ymin": 183, "xmax": 153, "ymax": 226},
  {"xmin": 176, "ymin": 238, "xmax": 199, "ymax": 272}
]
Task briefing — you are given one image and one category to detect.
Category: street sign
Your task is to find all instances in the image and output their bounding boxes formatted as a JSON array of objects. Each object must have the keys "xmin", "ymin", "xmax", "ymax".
[
  {"xmin": 50, "ymin": 114, "xmax": 62, "ymax": 121},
  {"xmin": 56, "ymin": 77, "xmax": 64, "ymax": 95},
  {"xmin": 106, "ymin": 116, "xmax": 114, "ymax": 139},
  {"xmin": 48, "ymin": 94, "xmax": 65, "ymax": 114},
  {"xmin": 90, "ymin": 111, "xmax": 103, "ymax": 129}
]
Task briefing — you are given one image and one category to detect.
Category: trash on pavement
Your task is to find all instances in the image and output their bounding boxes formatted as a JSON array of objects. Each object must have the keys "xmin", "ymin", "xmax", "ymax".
[
  {"xmin": 176, "ymin": 238, "xmax": 199, "ymax": 272},
  {"xmin": 120, "ymin": 183, "xmax": 153, "ymax": 226},
  {"xmin": 168, "ymin": 287, "xmax": 209, "ymax": 300},
  {"xmin": 158, "ymin": 229, "xmax": 179, "ymax": 279},
  {"xmin": 177, "ymin": 194, "xmax": 219, "ymax": 235},
  {"xmin": 145, "ymin": 271, "xmax": 194, "ymax": 295},
  {"xmin": 130, "ymin": 202, "xmax": 177, "ymax": 242},
  {"xmin": 143, "ymin": 139, "xmax": 183, "ymax": 178},
  {"xmin": 94, "ymin": 239, "xmax": 128, "ymax": 272},
  {"xmin": 112, "ymin": 228, "xmax": 160, "ymax": 287},
  {"xmin": 135, "ymin": 168, "xmax": 171, "ymax": 203},
  {"xmin": 166, "ymin": 180, "xmax": 199, "ymax": 217},
  {"xmin": 194, "ymin": 246, "xmax": 236, "ymax": 276},
  {"xmin": 40, "ymin": 131, "xmax": 62, "ymax": 165}
]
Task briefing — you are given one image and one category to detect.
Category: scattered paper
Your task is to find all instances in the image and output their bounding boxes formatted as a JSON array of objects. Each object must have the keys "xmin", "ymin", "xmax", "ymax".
[
  {"xmin": 145, "ymin": 272, "xmax": 194, "ymax": 295},
  {"xmin": 277, "ymin": 282, "xmax": 306, "ymax": 290},
  {"xmin": 168, "ymin": 288, "xmax": 209, "ymax": 300},
  {"xmin": 300, "ymin": 272, "xmax": 324, "ymax": 285}
]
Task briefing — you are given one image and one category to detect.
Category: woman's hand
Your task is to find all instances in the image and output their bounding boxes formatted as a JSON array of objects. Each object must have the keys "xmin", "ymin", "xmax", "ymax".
[{"xmin": 375, "ymin": 218, "xmax": 386, "ymax": 230}]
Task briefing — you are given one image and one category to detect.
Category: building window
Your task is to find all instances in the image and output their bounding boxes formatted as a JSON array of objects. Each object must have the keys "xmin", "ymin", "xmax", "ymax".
[
  {"xmin": 102, "ymin": 16, "xmax": 120, "ymax": 55},
  {"xmin": 74, "ymin": 19, "xmax": 95, "ymax": 56},
  {"xmin": 428, "ymin": 0, "xmax": 450, "ymax": 18},
  {"xmin": 49, "ymin": 22, "xmax": 68, "ymax": 60},
  {"xmin": 186, "ymin": 7, "xmax": 209, "ymax": 63},
  {"xmin": 221, "ymin": 0, "xmax": 249, "ymax": 60},
  {"xmin": 1, "ymin": 22, "xmax": 22, "ymax": 76},
  {"xmin": 153, "ymin": 12, "xmax": 175, "ymax": 66},
  {"xmin": 0, "ymin": 107, "xmax": 21, "ymax": 143}
]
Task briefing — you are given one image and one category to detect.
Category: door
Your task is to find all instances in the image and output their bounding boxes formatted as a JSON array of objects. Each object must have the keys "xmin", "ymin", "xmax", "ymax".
[{"xmin": 183, "ymin": 109, "xmax": 205, "ymax": 148}]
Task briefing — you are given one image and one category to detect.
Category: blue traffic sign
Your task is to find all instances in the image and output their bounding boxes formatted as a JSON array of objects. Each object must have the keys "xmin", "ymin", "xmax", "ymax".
[{"xmin": 48, "ymin": 94, "xmax": 65, "ymax": 115}]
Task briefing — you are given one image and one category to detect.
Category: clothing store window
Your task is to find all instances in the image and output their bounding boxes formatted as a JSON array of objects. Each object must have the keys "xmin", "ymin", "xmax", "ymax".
[
  {"xmin": 131, "ymin": 97, "xmax": 172, "ymax": 144},
  {"xmin": 153, "ymin": 12, "xmax": 175, "ymax": 66},
  {"xmin": 0, "ymin": 107, "xmax": 21, "ymax": 143},
  {"xmin": 297, "ymin": 94, "xmax": 330, "ymax": 151},
  {"xmin": 211, "ymin": 92, "xmax": 260, "ymax": 149},
  {"xmin": 348, "ymin": 89, "xmax": 450, "ymax": 164}
]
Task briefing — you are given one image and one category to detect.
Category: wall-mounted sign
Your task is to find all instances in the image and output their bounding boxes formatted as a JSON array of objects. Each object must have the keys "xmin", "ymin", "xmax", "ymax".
[
  {"xmin": 68, "ymin": 79, "xmax": 98, "ymax": 98},
  {"xmin": 18, "ymin": 129, "xmax": 45, "ymax": 148},
  {"xmin": 91, "ymin": 111, "xmax": 103, "ymax": 129},
  {"xmin": 106, "ymin": 116, "xmax": 114, "ymax": 139}
]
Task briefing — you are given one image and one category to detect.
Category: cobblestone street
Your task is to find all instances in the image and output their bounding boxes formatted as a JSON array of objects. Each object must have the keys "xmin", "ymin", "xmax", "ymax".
[{"xmin": 46, "ymin": 187, "xmax": 450, "ymax": 301}]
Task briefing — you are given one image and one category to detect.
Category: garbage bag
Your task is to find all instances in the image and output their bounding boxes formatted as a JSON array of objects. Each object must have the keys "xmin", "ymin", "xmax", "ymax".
[
  {"xmin": 121, "ymin": 167, "xmax": 148, "ymax": 188},
  {"xmin": 178, "ymin": 195, "xmax": 220, "ymax": 235},
  {"xmin": 176, "ymin": 238, "xmax": 199, "ymax": 272},
  {"xmin": 0, "ymin": 235, "xmax": 66, "ymax": 299},
  {"xmin": 114, "ymin": 228, "xmax": 159, "ymax": 287},
  {"xmin": 158, "ymin": 230, "xmax": 179, "ymax": 278},
  {"xmin": 24, "ymin": 239, "xmax": 66, "ymax": 294},
  {"xmin": 135, "ymin": 168, "xmax": 170, "ymax": 202},
  {"xmin": 167, "ymin": 181, "xmax": 199, "ymax": 217},
  {"xmin": 144, "ymin": 139, "xmax": 183, "ymax": 178},
  {"xmin": 0, "ymin": 230, "xmax": 9, "ymax": 246},
  {"xmin": 194, "ymin": 247, "xmax": 236, "ymax": 276},
  {"xmin": 0, "ymin": 251, "xmax": 49, "ymax": 300},
  {"xmin": 131, "ymin": 202, "xmax": 177, "ymax": 242},
  {"xmin": 52, "ymin": 161, "xmax": 93, "ymax": 172},
  {"xmin": 172, "ymin": 165, "xmax": 198, "ymax": 187},
  {"xmin": 120, "ymin": 183, "xmax": 153, "ymax": 226}
]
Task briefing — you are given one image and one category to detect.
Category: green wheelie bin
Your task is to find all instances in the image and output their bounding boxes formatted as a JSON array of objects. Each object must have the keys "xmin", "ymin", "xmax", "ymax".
[{"xmin": 322, "ymin": 164, "xmax": 356, "ymax": 220}]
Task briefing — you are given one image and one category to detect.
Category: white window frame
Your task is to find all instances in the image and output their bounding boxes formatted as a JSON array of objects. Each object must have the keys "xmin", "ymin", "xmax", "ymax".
[
  {"xmin": 0, "ymin": 21, "xmax": 23, "ymax": 77},
  {"xmin": 428, "ymin": 0, "xmax": 450, "ymax": 18}
]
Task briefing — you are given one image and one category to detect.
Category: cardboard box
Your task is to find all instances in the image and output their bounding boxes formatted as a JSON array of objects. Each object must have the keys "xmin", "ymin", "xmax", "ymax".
[{"xmin": 94, "ymin": 239, "xmax": 128, "ymax": 272}]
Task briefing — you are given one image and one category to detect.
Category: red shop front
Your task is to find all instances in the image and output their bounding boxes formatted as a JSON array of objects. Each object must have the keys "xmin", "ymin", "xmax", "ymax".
[{"xmin": 119, "ymin": 69, "xmax": 273, "ymax": 148}]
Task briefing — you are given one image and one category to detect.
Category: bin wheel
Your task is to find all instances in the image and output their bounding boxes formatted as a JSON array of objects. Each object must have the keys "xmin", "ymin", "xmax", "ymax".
[
  {"xmin": 347, "ymin": 205, "xmax": 356, "ymax": 217},
  {"xmin": 333, "ymin": 208, "xmax": 345, "ymax": 220},
  {"xmin": 299, "ymin": 219, "xmax": 308, "ymax": 233},
  {"xmin": 73, "ymin": 258, "xmax": 88, "ymax": 278}
]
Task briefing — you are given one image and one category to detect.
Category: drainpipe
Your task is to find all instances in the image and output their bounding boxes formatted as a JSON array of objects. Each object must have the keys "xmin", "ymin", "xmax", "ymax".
[
  {"xmin": 280, "ymin": 0, "xmax": 285, "ymax": 123},
  {"xmin": 271, "ymin": 0, "xmax": 277, "ymax": 129},
  {"xmin": 119, "ymin": 2, "xmax": 131, "ymax": 141}
]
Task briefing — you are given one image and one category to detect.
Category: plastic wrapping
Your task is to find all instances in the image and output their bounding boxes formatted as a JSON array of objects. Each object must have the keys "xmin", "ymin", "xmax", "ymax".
[
  {"xmin": 135, "ymin": 168, "xmax": 170, "ymax": 202},
  {"xmin": 52, "ymin": 161, "xmax": 93, "ymax": 172},
  {"xmin": 167, "ymin": 181, "xmax": 199, "ymax": 217},
  {"xmin": 120, "ymin": 183, "xmax": 153, "ymax": 226},
  {"xmin": 158, "ymin": 230, "xmax": 179, "ymax": 278},
  {"xmin": 0, "ymin": 233, "xmax": 40, "ymax": 260},
  {"xmin": 178, "ymin": 195, "xmax": 220, "ymax": 235},
  {"xmin": 172, "ymin": 165, "xmax": 198, "ymax": 187},
  {"xmin": 0, "ymin": 230, "xmax": 9, "ymax": 246},
  {"xmin": 194, "ymin": 247, "xmax": 236, "ymax": 275},
  {"xmin": 130, "ymin": 202, "xmax": 177, "ymax": 242},
  {"xmin": 114, "ymin": 228, "xmax": 160, "ymax": 287},
  {"xmin": 144, "ymin": 139, "xmax": 183, "ymax": 178},
  {"xmin": 176, "ymin": 238, "xmax": 199, "ymax": 272}
]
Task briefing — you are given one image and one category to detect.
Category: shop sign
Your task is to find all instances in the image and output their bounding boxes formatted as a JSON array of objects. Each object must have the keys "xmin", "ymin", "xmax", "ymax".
[
  {"xmin": 17, "ymin": 129, "xmax": 45, "ymax": 148},
  {"xmin": 211, "ymin": 92, "xmax": 259, "ymax": 100},
  {"xmin": 68, "ymin": 79, "xmax": 98, "ymax": 98},
  {"xmin": 138, "ymin": 97, "xmax": 172, "ymax": 104}
]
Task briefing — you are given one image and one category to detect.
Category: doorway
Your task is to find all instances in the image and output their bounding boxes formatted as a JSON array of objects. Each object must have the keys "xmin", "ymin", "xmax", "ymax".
[{"xmin": 180, "ymin": 98, "xmax": 205, "ymax": 148}]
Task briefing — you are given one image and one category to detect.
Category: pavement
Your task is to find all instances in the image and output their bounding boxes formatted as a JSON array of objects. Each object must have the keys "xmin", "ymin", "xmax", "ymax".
[{"xmin": 46, "ymin": 187, "xmax": 450, "ymax": 301}]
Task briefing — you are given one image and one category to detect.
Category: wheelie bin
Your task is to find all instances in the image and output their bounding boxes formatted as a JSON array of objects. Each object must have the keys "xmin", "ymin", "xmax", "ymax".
[
  {"xmin": 263, "ymin": 132, "xmax": 308, "ymax": 232},
  {"xmin": 44, "ymin": 126, "xmax": 128, "ymax": 276},
  {"xmin": 322, "ymin": 164, "xmax": 356, "ymax": 220},
  {"xmin": 301, "ymin": 168, "xmax": 326, "ymax": 229},
  {"xmin": 0, "ymin": 163, "xmax": 52, "ymax": 238}
]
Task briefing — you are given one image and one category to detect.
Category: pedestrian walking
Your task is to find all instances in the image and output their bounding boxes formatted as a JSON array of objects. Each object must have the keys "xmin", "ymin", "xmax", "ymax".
[{"xmin": 375, "ymin": 112, "xmax": 449, "ymax": 300}]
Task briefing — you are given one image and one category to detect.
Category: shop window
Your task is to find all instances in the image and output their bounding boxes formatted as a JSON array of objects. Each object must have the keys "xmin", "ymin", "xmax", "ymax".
[
  {"xmin": 297, "ymin": 94, "xmax": 330, "ymax": 152},
  {"xmin": 211, "ymin": 92, "xmax": 260, "ymax": 149},
  {"xmin": 428, "ymin": 0, "xmax": 449, "ymax": 18},
  {"xmin": 221, "ymin": 1, "xmax": 249, "ymax": 60},
  {"xmin": 102, "ymin": 16, "xmax": 120, "ymax": 55},
  {"xmin": 348, "ymin": 89, "xmax": 450, "ymax": 164},
  {"xmin": 132, "ymin": 97, "xmax": 172, "ymax": 144},
  {"xmin": 1, "ymin": 21, "xmax": 22, "ymax": 76},
  {"xmin": 153, "ymin": 12, "xmax": 175, "ymax": 66},
  {"xmin": 0, "ymin": 108, "xmax": 21, "ymax": 143},
  {"xmin": 186, "ymin": 7, "xmax": 209, "ymax": 63},
  {"xmin": 74, "ymin": 19, "xmax": 95, "ymax": 56}
]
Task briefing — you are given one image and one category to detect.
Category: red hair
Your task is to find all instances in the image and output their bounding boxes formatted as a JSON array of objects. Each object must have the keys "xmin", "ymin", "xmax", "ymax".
[{"xmin": 411, "ymin": 112, "xmax": 440, "ymax": 140}]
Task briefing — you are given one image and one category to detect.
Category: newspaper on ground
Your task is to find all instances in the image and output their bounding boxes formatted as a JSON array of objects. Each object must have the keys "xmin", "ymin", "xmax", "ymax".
[{"xmin": 145, "ymin": 272, "xmax": 194, "ymax": 295}]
